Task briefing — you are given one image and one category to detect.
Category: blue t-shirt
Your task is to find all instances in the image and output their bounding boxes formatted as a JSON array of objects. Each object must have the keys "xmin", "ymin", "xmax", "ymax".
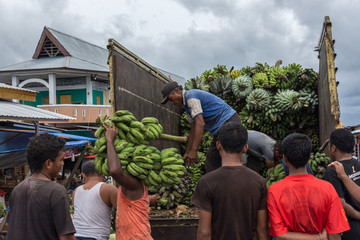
[{"xmin": 184, "ymin": 89, "xmax": 236, "ymax": 135}]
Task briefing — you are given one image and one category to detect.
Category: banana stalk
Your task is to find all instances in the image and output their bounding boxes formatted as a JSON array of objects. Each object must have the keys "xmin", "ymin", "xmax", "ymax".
[{"xmin": 159, "ymin": 134, "xmax": 188, "ymax": 143}]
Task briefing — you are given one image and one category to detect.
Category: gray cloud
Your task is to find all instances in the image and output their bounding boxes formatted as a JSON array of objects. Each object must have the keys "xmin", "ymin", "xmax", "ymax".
[{"xmin": 0, "ymin": 0, "xmax": 359, "ymax": 127}]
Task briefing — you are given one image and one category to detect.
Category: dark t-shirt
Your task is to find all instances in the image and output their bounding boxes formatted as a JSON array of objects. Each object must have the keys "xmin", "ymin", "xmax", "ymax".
[
  {"xmin": 7, "ymin": 177, "xmax": 76, "ymax": 240},
  {"xmin": 191, "ymin": 166, "xmax": 267, "ymax": 240},
  {"xmin": 324, "ymin": 158, "xmax": 360, "ymax": 240}
]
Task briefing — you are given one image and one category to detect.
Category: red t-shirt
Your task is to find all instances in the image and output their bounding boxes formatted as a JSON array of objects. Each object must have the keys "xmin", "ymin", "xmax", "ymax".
[{"xmin": 267, "ymin": 174, "xmax": 350, "ymax": 237}]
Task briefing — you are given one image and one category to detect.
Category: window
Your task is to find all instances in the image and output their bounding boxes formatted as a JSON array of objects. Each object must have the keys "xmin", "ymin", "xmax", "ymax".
[
  {"xmin": 60, "ymin": 95, "xmax": 72, "ymax": 104},
  {"xmin": 96, "ymin": 96, "xmax": 101, "ymax": 105},
  {"xmin": 106, "ymin": 109, "xmax": 109, "ymax": 115},
  {"xmin": 42, "ymin": 97, "xmax": 49, "ymax": 105},
  {"xmin": 74, "ymin": 109, "xmax": 77, "ymax": 116},
  {"xmin": 99, "ymin": 109, "xmax": 102, "ymax": 116},
  {"xmin": 82, "ymin": 109, "xmax": 86, "ymax": 116},
  {"xmin": 54, "ymin": 108, "xmax": 58, "ymax": 113}
]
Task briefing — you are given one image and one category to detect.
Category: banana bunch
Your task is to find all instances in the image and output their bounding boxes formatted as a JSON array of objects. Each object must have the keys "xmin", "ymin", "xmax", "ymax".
[
  {"xmin": 94, "ymin": 115, "xmax": 111, "ymax": 138},
  {"xmin": 94, "ymin": 139, "xmax": 134, "ymax": 177},
  {"xmin": 230, "ymin": 70, "xmax": 241, "ymax": 79},
  {"xmin": 273, "ymin": 89, "xmax": 304, "ymax": 112},
  {"xmin": 149, "ymin": 173, "xmax": 193, "ymax": 210},
  {"xmin": 252, "ymin": 72, "xmax": 269, "ymax": 88},
  {"xmin": 266, "ymin": 163, "xmax": 286, "ymax": 188},
  {"xmin": 283, "ymin": 63, "xmax": 303, "ymax": 74},
  {"xmin": 209, "ymin": 75, "xmax": 233, "ymax": 99},
  {"xmin": 264, "ymin": 105, "xmax": 283, "ymax": 122},
  {"xmin": 308, "ymin": 152, "xmax": 331, "ymax": 179},
  {"xmin": 157, "ymin": 148, "xmax": 186, "ymax": 187},
  {"xmin": 294, "ymin": 68, "xmax": 318, "ymax": 90},
  {"xmin": 111, "ymin": 110, "xmax": 148, "ymax": 145},
  {"xmin": 184, "ymin": 76, "xmax": 210, "ymax": 92},
  {"xmin": 246, "ymin": 89, "xmax": 270, "ymax": 111},
  {"xmin": 267, "ymin": 66, "xmax": 288, "ymax": 88},
  {"xmin": 299, "ymin": 89, "xmax": 319, "ymax": 112},
  {"xmin": 140, "ymin": 117, "xmax": 163, "ymax": 141},
  {"xmin": 232, "ymin": 75, "xmax": 253, "ymax": 99}
]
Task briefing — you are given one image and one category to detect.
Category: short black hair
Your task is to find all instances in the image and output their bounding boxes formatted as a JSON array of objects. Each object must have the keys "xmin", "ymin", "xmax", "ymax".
[
  {"xmin": 275, "ymin": 142, "xmax": 283, "ymax": 154},
  {"xmin": 282, "ymin": 133, "xmax": 312, "ymax": 169},
  {"xmin": 81, "ymin": 160, "xmax": 99, "ymax": 176},
  {"xmin": 218, "ymin": 122, "xmax": 248, "ymax": 153},
  {"xmin": 330, "ymin": 128, "xmax": 355, "ymax": 154},
  {"xmin": 26, "ymin": 133, "xmax": 66, "ymax": 173}
]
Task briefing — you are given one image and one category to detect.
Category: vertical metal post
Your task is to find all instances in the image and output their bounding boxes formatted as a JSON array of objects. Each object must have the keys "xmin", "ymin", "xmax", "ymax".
[{"xmin": 33, "ymin": 121, "xmax": 39, "ymax": 135}]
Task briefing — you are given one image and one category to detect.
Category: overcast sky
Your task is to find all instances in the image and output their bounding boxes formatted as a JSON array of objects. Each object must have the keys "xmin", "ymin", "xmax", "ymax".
[{"xmin": 0, "ymin": 0, "xmax": 359, "ymax": 126}]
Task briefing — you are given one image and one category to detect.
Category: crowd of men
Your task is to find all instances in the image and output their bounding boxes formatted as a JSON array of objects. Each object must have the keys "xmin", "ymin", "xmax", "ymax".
[{"xmin": 5, "ymin": 81, "xmax": 360, "ymax": 240}]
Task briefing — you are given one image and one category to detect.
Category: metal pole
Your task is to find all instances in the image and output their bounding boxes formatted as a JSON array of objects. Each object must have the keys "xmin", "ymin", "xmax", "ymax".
[{"xmin": 33, "ymin": 121, "xmax": 39, "ymax": 135}]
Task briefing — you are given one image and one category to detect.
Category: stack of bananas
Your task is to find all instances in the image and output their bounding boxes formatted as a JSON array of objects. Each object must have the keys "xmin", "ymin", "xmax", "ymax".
[
  {"xmin": 148, "ymin": 173, "xmax": 193, "ymax": 210},
  {"xmin": 246, "ymin": 89, "xmax": 270, "ymax": 111},
  {"xmin": 252, "ymin": 72, "xmax": 269, "ymax": 88},
  {"xmin": 265, "ymin": 163, "xmax": 286, "ymax": 188},
  {"xmin": 267, "ymin": 66, "xmax": 288, "ymax": 88},
  {"xmin": 113, "ymin": 110, "xmax": 163, "ymax": 144},
  {"xmin": 273, "ymin": 89, "xmax": 304, "ymax": 112},
  {"xmin": 157, "ymin": 148, "xmax": 186, "ymax": 187},
  {"xmin": 232, "ymin": 75, "xmax": 253, "ymax": 99},
  {"xmin": 92, "ymin": 110, "xmax": 188, "ymax": 191},
  {"xmin": 308, "ymin": 152, "xmax": 331, "ymax": 179}
]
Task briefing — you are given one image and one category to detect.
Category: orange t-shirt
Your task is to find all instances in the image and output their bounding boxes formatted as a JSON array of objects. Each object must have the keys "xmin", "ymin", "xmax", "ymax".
[{"xmin": 116, "ymin": 183, "xmax": 153, "ymax": 240}]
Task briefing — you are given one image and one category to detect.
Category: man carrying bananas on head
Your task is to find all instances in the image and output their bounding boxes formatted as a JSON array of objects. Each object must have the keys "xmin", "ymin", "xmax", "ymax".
[{"xmin": 161, "ymin": 81, "xmax": 242, "ymax": 172}]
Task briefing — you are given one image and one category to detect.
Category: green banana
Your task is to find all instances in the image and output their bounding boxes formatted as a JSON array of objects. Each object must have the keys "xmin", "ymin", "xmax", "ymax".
[
  {"xmin": 116, "ymin": 122, "xmax": 130, "ymax": 132},
  {"xmin": 102, "ymin": 161, "xmax": 109, "ymax": 176},
  {"xmin": 162, "ymin": 157, "xmax": 184, "ymax": 165},
  {"xmin": 121, "ymin": 147, "xmax": 135, "ymax": 153},
  {"xmin": 159, "ymin": 171, "xmax": 174, "ymax": 184},
  {"xmin": 120, "ymin": 160, "xmax": 129, "ymax": 166},
  {"xmin": 115, "ymin": 110, "xmax": 132, "ymax": 116},
  {"xmin": 146, "ymin": 153, "xmax": 161, "ymax": 160},
  {"xmin": 161, "ymin": 148, "xmax": 178, "ymax": 159},
  {"xmin": 117, "ymin": 128, "xmax": 127, "ymax": 139},
  {"xmin": 147, "ymin": 175, "xmax": 159, "ymax": 187},
  {"xmin": 147, "ymin": 126, "xmax": 159, "ymax": 139},
  {"xmin": 94, "ymin": 126, "xmax": 105, "ymax": 138},
  {"xmin": 153, "ymin": 163, "xmax": 162, "ymax": 170},
  {"xmin": 130, "ymin": 128, "xmax": 145, "ymax": 141},
  {"xmin": 141, "ymin": 117, "xmax": 159, "ymax": 124},
  {"xmin": 162, "ymin": 165, "xmax": 185, "ymax": 172},
  {"xmin": 135, "ymin": 162, "xmax": 153, "ymax": 170},
  {"xmin": 149, "ymin": 170, "xmax": 162, "ymax": 183},
  {"xmin": 133, "ymin": 156, "xmax": 154, "ymax": 164},
  {"xmin": 126, "ymin": 132, "xmax": 139, "ymax": 144},
  {"xmin": 126, "ymin": 163, "xmax": 139, "ymax": 177},
  {"xmin": 149, "ymin": 123, "xmax": 163, "ymax": 136},
  {"xmin": 129, "ymin": 162, "xmax": 148, "ymax": 175},
  {"xmin": 162, "ymin": 169, "xmax": 177, "ymax": 178},
  {"xmin": 130, "ymin": 121, "xmax": 146, "ymax": 131},
  {"xmin": 118, "ymin": 115, "xmax": 133, "ymax": 123}
]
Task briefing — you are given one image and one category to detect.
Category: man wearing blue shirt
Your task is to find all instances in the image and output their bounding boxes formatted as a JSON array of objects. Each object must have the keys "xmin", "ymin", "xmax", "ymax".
[{"xmin": 161, "ymin": 81, "xmax": 242, "ymax": 172}]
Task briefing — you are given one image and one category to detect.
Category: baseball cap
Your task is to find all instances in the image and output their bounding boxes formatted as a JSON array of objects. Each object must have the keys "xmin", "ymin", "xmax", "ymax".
[{"xmin": 161, "ymin": 81, "xmax": 179, "ymax": 104}]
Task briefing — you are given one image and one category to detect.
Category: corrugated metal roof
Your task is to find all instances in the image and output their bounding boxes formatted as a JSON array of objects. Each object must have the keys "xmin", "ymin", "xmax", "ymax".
[
  {"xmin": 0, "ymin": 83, "xmax": 37, "ymax": 92},
  {"xmin": 47, "ymin": 27, "xmax": 108, "ymax": 68},
  {"xmin": 0, "ymin": 56, "xmax": 108, "ymax": 72},
  {"xmin": 0, "ymin": 100, "xmax": 76, "ymax": 121}
]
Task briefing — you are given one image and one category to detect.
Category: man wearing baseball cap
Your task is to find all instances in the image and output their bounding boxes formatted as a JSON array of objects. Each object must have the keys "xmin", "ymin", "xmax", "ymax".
[{"xmin": 161, "ymin": 81, "xmax": 242, "ymax": 172}]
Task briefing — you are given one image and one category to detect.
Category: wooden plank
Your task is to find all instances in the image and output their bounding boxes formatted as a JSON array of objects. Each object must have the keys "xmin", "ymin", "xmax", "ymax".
[
  {"xmin": 0, "ymin": 88, "xmax": 36, "ymax": 101},
  {"xmin": 108, "ymin": 39, "xmax": 182, "ymax": 150},
  {"xmin": 317, "ymin": 16, "xmax": 339, "ymax": 154}
]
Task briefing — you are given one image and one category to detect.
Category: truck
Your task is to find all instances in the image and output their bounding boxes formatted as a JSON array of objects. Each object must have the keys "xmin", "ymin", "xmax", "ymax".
[{"xmin": 107, "ymin": 16, "xmax": 340, "ymax": 240}]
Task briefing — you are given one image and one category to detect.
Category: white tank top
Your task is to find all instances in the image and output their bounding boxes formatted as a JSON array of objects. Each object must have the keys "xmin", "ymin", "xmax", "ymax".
[{"xmin": 73, "ymin": 182, "xmax": 112, "ymax": 240}]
